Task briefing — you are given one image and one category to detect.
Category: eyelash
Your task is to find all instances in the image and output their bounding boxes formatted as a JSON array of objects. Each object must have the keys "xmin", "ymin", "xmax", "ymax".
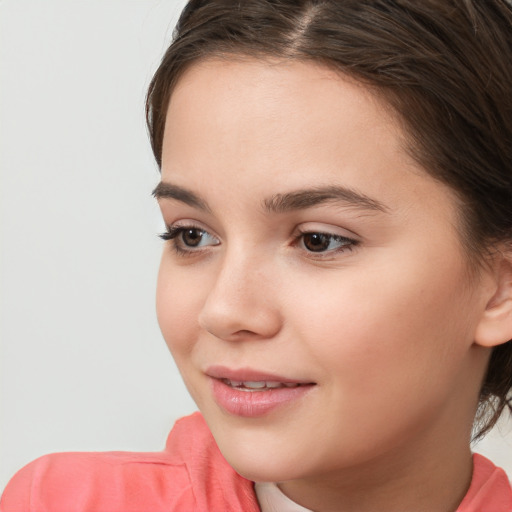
[{"xmin": 158, "ymin": 225, "xmax": 358, "ymax": 257}]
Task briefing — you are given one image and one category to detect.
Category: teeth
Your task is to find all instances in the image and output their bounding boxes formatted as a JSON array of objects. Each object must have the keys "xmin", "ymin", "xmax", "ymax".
[
  {"xmin": 243, "ymin": 381, "xmax": 266, "ymax": 389},
  {"xmin": 222, "ymin": 379, "xmax": 301, "ymax": 390}
]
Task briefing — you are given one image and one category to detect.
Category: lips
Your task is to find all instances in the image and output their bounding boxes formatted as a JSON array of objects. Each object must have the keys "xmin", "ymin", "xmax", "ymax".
[{"xmin": 207, "ymin": 366, "xmax": 316, "ymax": 417}]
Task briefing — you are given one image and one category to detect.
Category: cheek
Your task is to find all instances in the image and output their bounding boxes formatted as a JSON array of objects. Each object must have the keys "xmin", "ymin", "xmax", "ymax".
[
  {"xmin": 288, "ymin": 254, "xmax": 476, "ymax": 396},
  {"xmin": 156, "ymin": 256, "xmax": 202, "ymax": 361}
]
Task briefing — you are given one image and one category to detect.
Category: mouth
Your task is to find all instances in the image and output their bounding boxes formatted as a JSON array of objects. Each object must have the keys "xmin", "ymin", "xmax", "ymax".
[
  {"xmin": 206, "ymin": 365, "xmax": 314, "ymax": 386},
  {"xmin": 220, "ymin": 379, "xmax": 307, "ymax": 391},
  {"xmin": 206, "ymin": 366, "xmax": 316, "ymax": 417}
]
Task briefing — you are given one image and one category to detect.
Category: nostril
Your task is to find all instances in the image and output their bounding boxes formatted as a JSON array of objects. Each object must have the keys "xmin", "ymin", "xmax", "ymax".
[
  {"xmin": 197, "ymin": 273, "xmax": 283, "ymax": 340},
  {"xmin": 234, "ymin": 329, "xmax": 260, "ymax": 337}
]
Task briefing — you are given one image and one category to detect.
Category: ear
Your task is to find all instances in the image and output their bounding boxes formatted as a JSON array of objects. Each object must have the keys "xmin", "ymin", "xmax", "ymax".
[{"xmin": 474, "ymin": 249, "xmax": 512, "ymax": 348}]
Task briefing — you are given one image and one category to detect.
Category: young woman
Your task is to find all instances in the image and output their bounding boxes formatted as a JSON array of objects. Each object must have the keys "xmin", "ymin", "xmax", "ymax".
[{"xmin": 2, "ymin": 1, "xmax": 512, "ymax": 511}]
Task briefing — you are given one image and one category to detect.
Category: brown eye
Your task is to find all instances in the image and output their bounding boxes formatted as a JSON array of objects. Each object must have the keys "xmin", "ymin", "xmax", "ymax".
[
  {"xmin": 299, "ymin": 232, "xmax": 357, "ymax": 254},
  {"xmin": 302, "ymin": 233, "xmax": 331, "ymax": 252},
  {"xmin": 159, "ymin": 225, "xmax": 220, "ymax": 252},
  {"xmin": 181, "ymin": 228, "xmax": 204, "ymax": 247}
]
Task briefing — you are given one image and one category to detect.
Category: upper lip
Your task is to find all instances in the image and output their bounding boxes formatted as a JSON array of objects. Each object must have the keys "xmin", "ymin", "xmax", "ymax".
[{"xmin": 206, "ymin": 365, "xmax": 315, "ymax": 384}]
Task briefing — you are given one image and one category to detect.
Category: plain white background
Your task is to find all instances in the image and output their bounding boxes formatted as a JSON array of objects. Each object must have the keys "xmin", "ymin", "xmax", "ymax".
[{"xmin": 1, "ymin": 0, "xmax": 511, "ymax": 493}]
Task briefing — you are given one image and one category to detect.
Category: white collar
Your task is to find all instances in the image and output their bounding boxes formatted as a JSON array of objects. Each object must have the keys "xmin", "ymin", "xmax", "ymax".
[{"xmin": 255, "ymin": 482, "xmax": 314, "ymax": 512}]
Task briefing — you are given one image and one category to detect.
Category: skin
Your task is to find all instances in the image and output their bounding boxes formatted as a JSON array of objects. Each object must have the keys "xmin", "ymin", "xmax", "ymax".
[{"xmin": 155, "ymin": 58, "xmax": 501, "ymax": 512}]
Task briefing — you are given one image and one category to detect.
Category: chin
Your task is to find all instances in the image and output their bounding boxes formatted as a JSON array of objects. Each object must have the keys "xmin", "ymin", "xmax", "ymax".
[
  {"xmin": 210, "ymin": 427, "xmax": 310, "ymax": 483},
  {"xmin": 225, "ymin": 452, "xmax": 302, "ymax": 483}
]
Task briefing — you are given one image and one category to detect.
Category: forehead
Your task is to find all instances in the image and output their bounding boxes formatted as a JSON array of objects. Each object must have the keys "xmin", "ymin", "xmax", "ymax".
[
  {"xmin": 166, "ymin": 60, "xmax": 394, "ymax": 174},
  {"xmin": 166, "ymin": 57, "xmax": 396, "ymax": 153}
]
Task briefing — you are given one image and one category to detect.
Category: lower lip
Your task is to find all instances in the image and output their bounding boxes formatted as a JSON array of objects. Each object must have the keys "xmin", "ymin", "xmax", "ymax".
[{"xmin": 210, "ymin": 378, "xmax": 314, "ymax": 417}]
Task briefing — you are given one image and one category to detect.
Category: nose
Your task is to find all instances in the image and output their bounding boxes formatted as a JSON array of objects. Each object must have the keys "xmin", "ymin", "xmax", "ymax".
[{"xmin": 198, "ymin": 253, "xmax": 282, "ymax": 342}]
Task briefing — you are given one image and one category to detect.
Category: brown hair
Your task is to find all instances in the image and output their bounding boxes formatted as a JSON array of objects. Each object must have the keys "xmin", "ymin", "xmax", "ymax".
[{"xmin": 146, "ymin": 0, "xmax": 512, "ymax": 438}]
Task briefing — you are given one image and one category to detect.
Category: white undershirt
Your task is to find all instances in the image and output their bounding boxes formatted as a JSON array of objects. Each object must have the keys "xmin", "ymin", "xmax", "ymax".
[{"xmin": 255, "ymin": 482, "xmax": 314, "ymax": 512}]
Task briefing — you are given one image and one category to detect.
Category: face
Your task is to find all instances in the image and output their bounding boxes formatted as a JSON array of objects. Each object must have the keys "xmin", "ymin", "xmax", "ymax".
[{"xmin": 155, "ymin": 58, "xmax": 490, "ymax": 485}]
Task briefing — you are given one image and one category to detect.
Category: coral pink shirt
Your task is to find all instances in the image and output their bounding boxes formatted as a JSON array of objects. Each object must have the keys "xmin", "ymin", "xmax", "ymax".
[{"xmin": 1, "ymin": 413, "xmax": 511, "ymax": 512}]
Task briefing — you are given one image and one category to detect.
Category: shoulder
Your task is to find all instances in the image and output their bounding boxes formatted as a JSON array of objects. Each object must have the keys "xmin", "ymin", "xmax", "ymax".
[
  {"xmin": 457, "ymin": 453, "xmax": 512, "ymax": 512},
  {"xmin": 0, "ymin": 446, "xmax": 193, "ymax": 512},
  {"xmin": 0, "ymin": 413, "xmax": 258, "ymax": 512}
]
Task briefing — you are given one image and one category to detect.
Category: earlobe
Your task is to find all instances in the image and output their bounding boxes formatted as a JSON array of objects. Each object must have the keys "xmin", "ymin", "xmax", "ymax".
[{"xmin": 474, "ymin": 253, "xmax": 512, "ymax": 348}]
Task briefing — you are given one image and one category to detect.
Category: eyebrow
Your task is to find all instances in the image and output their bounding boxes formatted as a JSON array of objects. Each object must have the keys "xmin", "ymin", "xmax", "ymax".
[
  {"xmin": 263, "ymin": 186, "xmax": 389, "ymax": 214},
  {"xmin": 152, "ymin": 181, "xmax": 388, "ymax": 214},
  {"xmin": 152, "ymin": 182, "xmax": 211, "ymax": 213}
]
